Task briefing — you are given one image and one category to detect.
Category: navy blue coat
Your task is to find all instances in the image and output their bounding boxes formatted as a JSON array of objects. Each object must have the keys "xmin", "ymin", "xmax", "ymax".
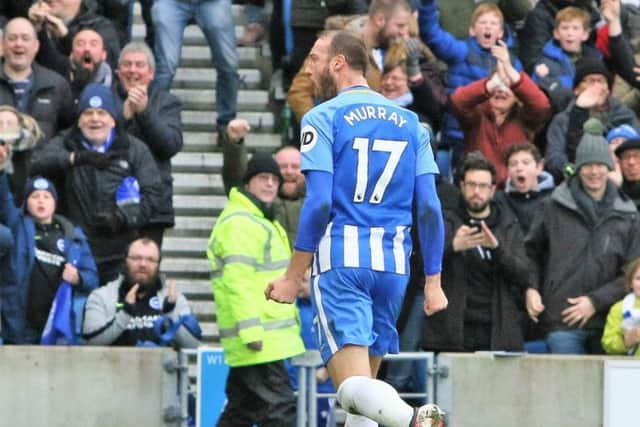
[
  {"xmin": 533, "ymin": 40, "xmax": 601, "ymax": 112},
  {"xmin": 0, "ymin": 174, "xmax": 98, "ymax": 344}
]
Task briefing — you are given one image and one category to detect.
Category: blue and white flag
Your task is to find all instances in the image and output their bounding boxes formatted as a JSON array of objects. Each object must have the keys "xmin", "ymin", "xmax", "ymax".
[
  {"xmin": 40, "ymin": 281, "xmax": 74, "ymax": 345},
  {"xmin": 41, "ymin": 243, "xmax": 80, "ymax": 345}
]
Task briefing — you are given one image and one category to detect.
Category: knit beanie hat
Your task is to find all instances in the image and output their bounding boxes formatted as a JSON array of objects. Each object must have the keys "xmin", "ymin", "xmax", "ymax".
[
  {"xmin": 24, "ymin": 176, "xmax": 58, "ymax": 202},
  {"xmin": 575, "ymin": 118, "xmax": 614, "ymax": 171},
  {"xmin": 573, "ymin": 57, "xmax": 613, "ymax": 89},
  {"xmin": 243, "ymin": 152, "xmax": 283, "ymax": 183},
  {"xmin": 615, "ymin": 138, "xmax": 640, "ymax": 158},
  {"xmin": 606, "ymin": 124, "xmax": 640, "ymax": 143},
  {"xmin": 77, "ymin": 83, "xmax": 119, "ymax": 119}
]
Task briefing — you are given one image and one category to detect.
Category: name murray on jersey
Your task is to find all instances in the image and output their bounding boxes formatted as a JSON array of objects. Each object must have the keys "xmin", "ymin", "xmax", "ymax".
[{"xmin": 343, "ymin": 105, "xmax": 408, "ymax": 128}]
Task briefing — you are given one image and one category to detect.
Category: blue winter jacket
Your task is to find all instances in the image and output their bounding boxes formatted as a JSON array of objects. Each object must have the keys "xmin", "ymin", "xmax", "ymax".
[
  {"xmin": 0, "ymin": 173, "xmax": 98, "ymax": 344},
  {"xmin": 532, "ymin": 40, "xmax": 602, "ymax": 112},
  {"xmin": 418, "ymin": 0, "xmax": 523, "ymax": 143},
  {"xmin": 533, "ymin": 40, "xmax": 577, "ymax": 89}
]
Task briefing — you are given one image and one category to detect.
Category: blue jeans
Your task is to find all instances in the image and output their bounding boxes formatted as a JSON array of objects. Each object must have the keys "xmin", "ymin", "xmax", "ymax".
[
  {"xmin": 546, "ymin": 329, "xmax": 604, "ymax": 355},
  {"xmin": 152, "ymin": 0, "xmax": 239, "ymax": 128}
]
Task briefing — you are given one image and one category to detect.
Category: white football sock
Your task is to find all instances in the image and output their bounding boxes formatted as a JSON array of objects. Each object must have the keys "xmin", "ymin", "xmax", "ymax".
[{"xmin": 337, "ymin": 376, "xmax": 413, "ymax": 427}]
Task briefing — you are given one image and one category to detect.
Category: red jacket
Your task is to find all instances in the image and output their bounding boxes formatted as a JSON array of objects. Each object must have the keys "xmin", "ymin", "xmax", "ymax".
[{"xmin": 450, "ymin": 72, "xmax": 551, "ymax": 187}]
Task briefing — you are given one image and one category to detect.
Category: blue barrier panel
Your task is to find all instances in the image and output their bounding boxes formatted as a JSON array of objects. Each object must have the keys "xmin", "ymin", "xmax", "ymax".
[{"xmin": 197, "ymin": 347, "xmax": 229, "ymax": 427}]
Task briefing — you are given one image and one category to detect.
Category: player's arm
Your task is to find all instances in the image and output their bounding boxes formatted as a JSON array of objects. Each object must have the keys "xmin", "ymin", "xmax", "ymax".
[
  {"xmin": 266, "ymin": 169, "xmax": 333, "ymax": 302},
  {"xmin": 415, "ymin": 173, "xmax": 448, "ymax": 315},
  {"xmin": 289, "ymin": 169, "xmax": 333, "ymax": 279}
]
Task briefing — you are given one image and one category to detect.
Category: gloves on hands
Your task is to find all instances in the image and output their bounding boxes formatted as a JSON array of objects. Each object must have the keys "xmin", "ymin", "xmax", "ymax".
[
  {"xmin": 406, "ymin": 38, "xmax": 424, "ymax": 78},
  {"xmin": 73, "ymin": 150, "xmax": 120, "ymax": 170}
]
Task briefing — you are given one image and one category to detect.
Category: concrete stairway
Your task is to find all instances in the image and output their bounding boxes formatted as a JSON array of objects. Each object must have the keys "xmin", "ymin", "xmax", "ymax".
[{"xmin": 133, "ymin": 3, "xmax": 282, "ymax": 345}]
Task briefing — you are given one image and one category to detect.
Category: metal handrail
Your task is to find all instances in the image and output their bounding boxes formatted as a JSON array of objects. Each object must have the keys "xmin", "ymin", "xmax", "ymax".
[{"xmin": 180, "ymin": 348, "xmax": 437, "ymax": 427}]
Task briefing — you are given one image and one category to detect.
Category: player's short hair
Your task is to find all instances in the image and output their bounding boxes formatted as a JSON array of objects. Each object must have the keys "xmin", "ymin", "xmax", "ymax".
[
  {"xmin": 503, "ymin": 143, "xmax": 542, "ymax": 166},
  {"xmin": 119, "ymin": 41, "xmax": 156, "ymax": 71},
  {"xmin": 470, "ymin": 3, "xmax": 504, "ymax": 29},
  {"xmin": 624, "ymin": 257, "xmax": 640, "ymax": 291},
  {"xmin": 329, "ymin": 31, "xmax": 368, "ymax": 75},
  {"xmin": 555, "ymin": 7, "xmax": 591, "ymax": 30},
  {"xmin": 369, "ymin": 0, "xmax": 411, "ymax": 20},
  {"xmin": 460, "ymin": 151, "xmax": 497, "ymax": 184}
]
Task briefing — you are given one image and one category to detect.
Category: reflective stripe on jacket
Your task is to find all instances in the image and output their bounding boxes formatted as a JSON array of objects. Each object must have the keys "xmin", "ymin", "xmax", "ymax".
[{"xmin": 207, "ymin": 188, "xmax": 304, "ymax": 367}]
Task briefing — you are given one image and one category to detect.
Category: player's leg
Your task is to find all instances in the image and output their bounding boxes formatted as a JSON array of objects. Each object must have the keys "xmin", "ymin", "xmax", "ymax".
[
  {"xmin": 343, "ymin": 354, "xmax": 385, "ymax": 427},
  {"xmin": 311, "ymin": 269, "xmax": 444, "ymax": 426},
  {"xmin": 364, "ymin": 271, "xmax": 445, "ymax": 427},
  {"xmin": 327, "ymin": 271, "xmax": 413, "ymax": 427}
]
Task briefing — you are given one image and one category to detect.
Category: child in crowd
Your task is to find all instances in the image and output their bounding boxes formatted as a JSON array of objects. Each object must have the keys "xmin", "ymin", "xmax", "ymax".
[
  {"xmin": 533, "ymin": 7, "xmax": 602, "ymax": 113},
  {"xmin": 0, "ymin": 137, "xmax": 98, "ymax": 344},
  {"xmin": 418, "ymin": 0, "xmax": 522, "ymax": 178},
  {"xmin": 602, "ymin": 257, "xmax": 640, "ymax": 356},
  {"xmin": 496, "ymin": 143, "xmax": 555, "ymax": 353},
  {"xmin": 496, "ymin": 143, "xmax": 555, "ymax": 234}
]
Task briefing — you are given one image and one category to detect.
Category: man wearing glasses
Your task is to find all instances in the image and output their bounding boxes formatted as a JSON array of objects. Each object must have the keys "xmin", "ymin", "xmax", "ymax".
[
  {"xmin": 82, "ymin": 237, "xmax": 201, "ymax": 347},
  {"xmin": 422, "ymin": 152, "xmax": 529, "ymax": 353},
  {"xmin": 615, "ymin": 138, "xmax": 640, "ymax": 210}
]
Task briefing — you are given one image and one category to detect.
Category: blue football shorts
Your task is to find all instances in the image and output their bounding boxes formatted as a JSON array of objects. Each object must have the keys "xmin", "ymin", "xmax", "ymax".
[{"xmin": 310, "ymin": 267, "xmax": 409, "ymax": 364}]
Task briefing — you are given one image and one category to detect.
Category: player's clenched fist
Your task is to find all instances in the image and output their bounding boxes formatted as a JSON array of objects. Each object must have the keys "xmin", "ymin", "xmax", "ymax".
[
  {"xmin": 424, "ymin": 273, "xmax": 448, "ymax": 315},
  {"xmin": 265, "ymin": 276, "xmax": 300, "ymax": 303}
]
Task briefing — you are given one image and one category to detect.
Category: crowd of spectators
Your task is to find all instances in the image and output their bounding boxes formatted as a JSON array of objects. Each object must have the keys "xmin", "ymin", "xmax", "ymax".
[
  {"xmin": 0, "ymin": 1, "xmax": 197, "ymax": 349},
  {"xmin": 3, "ymin": 0, "xmax": 640, "ymax": 381}
]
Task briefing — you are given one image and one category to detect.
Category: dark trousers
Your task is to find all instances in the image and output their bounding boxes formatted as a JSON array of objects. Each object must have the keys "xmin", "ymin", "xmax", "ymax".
[
  {"xmin": 463, "ymin": 321, "xmax": 492, "ymax": 352},
  {"xmin": 217, "ymin": 360, "xmax": 296, "ymax": 427}
]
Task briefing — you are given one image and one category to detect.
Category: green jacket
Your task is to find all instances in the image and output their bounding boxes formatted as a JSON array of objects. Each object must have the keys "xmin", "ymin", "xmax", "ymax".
[
  {"xmin": 207, "ymin": 188, "xmax": 305, "ymax": 367},
  {"xmin": 602, "ymin": 298, "xmax": 640, "ymax": 357}
]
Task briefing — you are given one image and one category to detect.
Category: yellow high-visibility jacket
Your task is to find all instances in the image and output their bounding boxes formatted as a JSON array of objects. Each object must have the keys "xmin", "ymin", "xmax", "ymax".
[{"xmin": 207, "ymin": 188, "xmax": 304, "ymax": 367}]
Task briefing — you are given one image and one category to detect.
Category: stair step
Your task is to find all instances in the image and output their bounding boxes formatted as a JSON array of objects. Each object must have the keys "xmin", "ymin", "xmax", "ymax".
[
  {"xmin": 190, "ymin": 300, "xmax": 216, "ymax": 321},
  {"xmin": 174, "ymin": 279, "xmax": 212, "ymax": 299},
  {"xmin": 172, "ymin": 89, "xmax": 269, "ymax": 111},
  {"xmin": 182, "ymin": 132, "xmax": 282, "ymax": 153},
  {"xmin": 172, "ymin": 152, "xmax": 222, "ymax": 173},
  {"xmin": 178, "ymin": 45, "xmax": 262, "ymax": 68},
  {"xmin": 200, "ymin": 322, "xmax": 219, "ymax": 342},
  {"xmin": 167, "ymin": 216, "xmax": 216, "ymax": 236},
  {"xmin": 161, "ymin": 257, "xmax": 210, "ymax": 278},
  {"xmin": 181, "ymin": 111, "xmax": 274, "ymax": 133},
  {"xmin": 163, "ymin": 237, "xmax": 209, "ymax": 257},
  {"xmin": 174, "ymin": 68, "xmax": 262, "ymax": 90},
  {"xmin": 173, "ymin": 173, "xmax": 223, "ymax": 194},
  {"xmin": 173, "ymin": 194, "xmax": 227, "ymax": 216}
]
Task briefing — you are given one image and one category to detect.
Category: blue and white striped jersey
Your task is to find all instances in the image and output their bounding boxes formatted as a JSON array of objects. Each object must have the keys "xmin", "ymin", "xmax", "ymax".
[{"xmin": 300, "ymin": 86, "xmax": 438, "ymax": 275}]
